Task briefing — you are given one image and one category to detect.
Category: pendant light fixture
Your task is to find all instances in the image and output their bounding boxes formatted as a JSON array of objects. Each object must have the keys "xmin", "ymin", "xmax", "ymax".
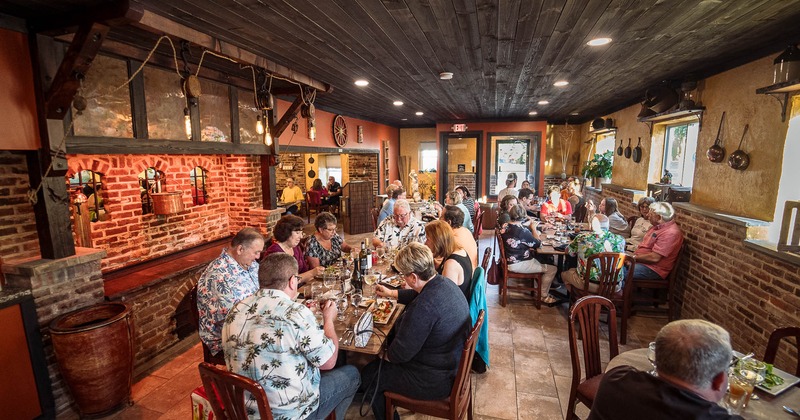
[
  {"xmin": 183, "ymin": 107, "xmax": 192, "ymax": 139},
  {"xmin": 307, "ymin": 103, "xmax": 316, "ymax": 141},
  {"xmin": 254, "ymin": 69, "xmax": 274, "ymax": 145}
]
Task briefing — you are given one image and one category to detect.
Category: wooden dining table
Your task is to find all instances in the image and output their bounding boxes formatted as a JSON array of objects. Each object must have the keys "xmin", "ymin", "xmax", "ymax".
[{"xmin": 606, "ymin": 348, "xmax": 800, "ymax": 419}]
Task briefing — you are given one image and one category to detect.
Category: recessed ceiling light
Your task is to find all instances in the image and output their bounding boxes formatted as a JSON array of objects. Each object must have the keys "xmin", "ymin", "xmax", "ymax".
[
  {"xmin": 415, "ymin": 111, "xmax": 424, "ymax": 116},
  {"xmin": 587, "ymin": 37, "xmax": 612, "ymax": 46},
  {"xmin": 393, "ymin": 100, "xmax": 404, "ymax": 106},
  {"xmin": 570, "ymin": 112, "xmax": 580, "ymax": 116},
  {"xmin": 538, "ymin": 100, "xmax": 549, "ymax": 105},
  {"xmin": 354, "ymin": 79, "xmax": 369, "ymax": 87},
  {"xmin": 401, "ymin": 118, "xmax": 408, "ymax": 121},
  {"xmin": 528, "ymin": 111, "xmax": 538, "ymax": 116},
  {"xmin": 439, "ymin": 72, "xmax": 454, "ymax": 80},
  {"xmin": 554, "ymin": 80, "xmax": 569, "ymax": 87}
]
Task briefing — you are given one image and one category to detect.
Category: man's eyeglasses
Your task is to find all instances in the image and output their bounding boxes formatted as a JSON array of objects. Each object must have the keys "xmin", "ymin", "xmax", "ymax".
[
  {"xmin": 324, "ymin": 226, "xmax": 337, "ymax": 232},
  {"xmin": 394, "ymin": 212, "xmax": 410, "ymax": 220}
]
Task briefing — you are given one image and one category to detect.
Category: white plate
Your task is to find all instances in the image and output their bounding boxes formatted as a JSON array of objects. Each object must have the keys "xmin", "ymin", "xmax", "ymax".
[
  {"xmin": 732, "ymin": 351, "xmax": 800, "ymax": 396},
  {"xmin": 369, "ymin": 299, "xmax": 398, "ymax": 325}
]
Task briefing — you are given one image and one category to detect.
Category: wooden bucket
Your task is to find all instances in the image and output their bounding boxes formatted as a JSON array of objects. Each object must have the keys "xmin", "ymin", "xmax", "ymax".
[{"xmin": 151, "ymin": 192, "xmax": 184, "ymax": 215}]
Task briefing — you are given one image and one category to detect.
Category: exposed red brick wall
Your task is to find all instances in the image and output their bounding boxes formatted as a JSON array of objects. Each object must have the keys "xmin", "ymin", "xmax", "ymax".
[
  {"xmin": 348, "ymin": 153, "xmax": 379, "ymax": 196},
  {"xmin": 0, "ymin": 151, "xmax": 40, "ymax": 264},
  {"xmin": 275, "ymin": 153, "xmax": 307, "ymax": 191},
  {"xmin": 66, "ymin": 154, "xmax": 265, "ymax": 272}
]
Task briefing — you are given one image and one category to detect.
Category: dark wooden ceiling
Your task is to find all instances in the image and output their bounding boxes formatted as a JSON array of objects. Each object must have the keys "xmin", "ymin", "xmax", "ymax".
[{"xmin": 3, "ymin": 0, "xmax": 800, "ymax": 126}]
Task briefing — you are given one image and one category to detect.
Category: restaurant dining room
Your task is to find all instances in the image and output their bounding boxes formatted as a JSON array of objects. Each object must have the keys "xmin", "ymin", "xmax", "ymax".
[{"xmin": 1, "ymin": 1, "xmax": 800, "ymax": 419}]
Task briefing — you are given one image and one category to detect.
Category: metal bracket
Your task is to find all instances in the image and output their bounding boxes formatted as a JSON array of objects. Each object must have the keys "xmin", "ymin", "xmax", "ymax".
[{"xmin": 765, "ymin": 92, "xmax": 790, "ymax": 122}]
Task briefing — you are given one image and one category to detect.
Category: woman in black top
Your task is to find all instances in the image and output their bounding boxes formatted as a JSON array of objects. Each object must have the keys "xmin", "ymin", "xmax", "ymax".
[{"xmin": 500, "ymin": 204, "xmax": 558, "ymax": 304}]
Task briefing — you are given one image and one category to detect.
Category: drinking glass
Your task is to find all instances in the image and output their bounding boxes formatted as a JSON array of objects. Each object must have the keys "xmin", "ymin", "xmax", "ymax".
[
  {"xmin": 364, "ymin": 271, "xmax": 381, "ymax": 301},
  {"xmin": 376, "ymin": 247, "xmax": 386, "ymax": 263},
  {"xmin": 726, "ymin": 368, "xmax": 757, "ymax": 415},
  {"xmin": 738, "ymin": 359, "xmax": 765, "ymax": 407},
  {"xmin": 336, "ymin": 295, "xmax": 349, "ymax": 322},
  {"xmin": 647, "ymin": 342, "xmax": 657, "ymax": 375},
  {"xmin": 311, "ymin": 283, "xmax": 324, "ymax": 301},
  {"xmin": 323, "ymin": 273, "xmax": 336, "ymax": 290},
  {"xmin": 351, "ymin": 291, "xmax": 363, "ymax": 316}
]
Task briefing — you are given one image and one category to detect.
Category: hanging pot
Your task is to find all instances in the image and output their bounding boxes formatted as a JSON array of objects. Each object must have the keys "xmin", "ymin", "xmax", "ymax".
[
  {"xmin": 637, "ymin": 103, "xmax": 656, "ymax": 118},
  {"xmin": 605, "ymin": 118, "xmax": 615, "ymax": 129},
  {"xmin": 632, "ymin": 137, "xmax": 643, "ymax": 163},
  {"xmin": 308, "ymin": 169, "xmax": 316, "ymax": 178},
  {"xmin": 616, "ymin": 139, "xmax": 624, "ymax": 156},
  {"xmin": 728, "ymin": 124, "xmax": 750, "ymax": 170},
  {"xmin": 645, "ymin": 86, "xmax": 679, "ymax": 114},
  {"xmin": 624, "ymin": 138, "xmax": 632, "ymax": 158},
  {"xmin": 706, "ymin": 111, "xmax": 726, "ymax": 163},
  {"xmin": 308, "ymin": 156, "xmax": 315, "ymax": 164},
  {"xmin": 592, "ymin": 118, "xmax": 605, "ymax": 130}
]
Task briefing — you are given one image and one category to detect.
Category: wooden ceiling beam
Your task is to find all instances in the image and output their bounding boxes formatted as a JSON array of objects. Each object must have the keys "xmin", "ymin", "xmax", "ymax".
[
  {"xmin": 130, "ymin": 9, "xmax": 333, "ymax": 95},
  {"xmin": 28, "ymin": 0, "xmax": 144, "ymax": 35},
  {"xmin": 273, "ymin": 95, "xmax": 305, "ymax": 139}
]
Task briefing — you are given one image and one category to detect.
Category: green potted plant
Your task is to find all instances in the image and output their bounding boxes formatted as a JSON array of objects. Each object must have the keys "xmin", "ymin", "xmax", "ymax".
[{"xmin": 582, "ymin": 150, "xmax": 613, "ymax": 188}]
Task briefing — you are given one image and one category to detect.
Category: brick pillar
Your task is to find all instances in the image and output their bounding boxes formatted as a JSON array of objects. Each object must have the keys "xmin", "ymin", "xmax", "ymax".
[
  {"xmin": 225, "ymin": 155, "xmax": 263, "ymax": 234},
  {"xmin": 2, "ymin": 247, "xmax": 106, "ymax": 417}
]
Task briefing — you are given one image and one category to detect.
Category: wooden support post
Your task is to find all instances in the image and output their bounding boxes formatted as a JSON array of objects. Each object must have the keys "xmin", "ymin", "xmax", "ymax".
[
  {"xmin": 274, "ymin": 95, "xmax": 304, "ymax": 138},
  {"xmin": 261, "ymin": 102, "xmax": 279, "ymax": 210}
]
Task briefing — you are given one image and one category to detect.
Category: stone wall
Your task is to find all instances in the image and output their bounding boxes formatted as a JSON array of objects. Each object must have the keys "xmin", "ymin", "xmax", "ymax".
[
  {"xmin": 2, "ymin": 248, "xmax": 106, "ymax": 417},
  {"xmin": 275, "ymin": 153, "xmax": 307, "ymax": 192},
  {"xmin": 0, "ymin": 151, "xmax": 40, "ymax": 264}
]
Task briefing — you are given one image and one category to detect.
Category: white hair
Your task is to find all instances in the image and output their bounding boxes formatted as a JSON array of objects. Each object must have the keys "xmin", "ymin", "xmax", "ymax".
[{"xmin": 650, "ymin": 202, "xmax": 675, "ymax": 222}]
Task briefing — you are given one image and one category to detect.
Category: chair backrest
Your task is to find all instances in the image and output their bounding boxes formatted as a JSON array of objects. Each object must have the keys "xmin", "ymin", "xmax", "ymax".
[
  {"xmin": 494, "ymin": 229, "xmax": 509, "ymax": 274},
  {"xmin": 473, "ymin": 208, "xmax": 484, "ymax": 240},
  {"xmin": 569, "ymin": 296, "xmax": 619, "ymax": 386},
  {"xmin": 371, "ymin": 208, "xmax": 379, "ymax": 230},
  {"xmin": 198, "ymin": 362, "xmax": 273, "ymax": 420},
  {"xmin": 307, "ymin": 190, "xmax": 322, "ymax": 205},
  {"xmin": 450, "ymin": 310, "xmax": 485, "ymax": 419},
  {"xmin": 581, "ymin": 252, "xmax": 635, "ymax": 298},
  {"xmin": 481, "ymin": 247, "xmax": 493, "ymax": 272},
  {"xmin": 626, "ymin": 215, "xmax": 639, "ymax": 227},
  {"xmin": 666, "ymin": 243, "xmax": 686, "ymax": 285},
  {"xmin": 763, "ymin": 326, "xmax": 800, "ymax": 376}
]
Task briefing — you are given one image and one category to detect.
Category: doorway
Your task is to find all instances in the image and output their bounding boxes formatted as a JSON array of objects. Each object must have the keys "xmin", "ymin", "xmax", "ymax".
[{"xmin": 439, "ymin": 131, "xmax": 482, "ymax": 201}]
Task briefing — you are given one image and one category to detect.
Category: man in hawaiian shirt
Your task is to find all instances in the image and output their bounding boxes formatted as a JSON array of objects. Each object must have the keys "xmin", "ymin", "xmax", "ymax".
[
  {"xmin": 223, "ymin": 253, "xmax": 359, "ymax": 420},
  {"xmin": 372, "ymin": 198, "xmax": 426, "ymax": 249},
  {"xmin": 196, "ymin": 227, "xmax": 265, "ymax": 357},
  {"xmin": 562, "ymin": 214, "xmax": 626, "ymax": 293}
]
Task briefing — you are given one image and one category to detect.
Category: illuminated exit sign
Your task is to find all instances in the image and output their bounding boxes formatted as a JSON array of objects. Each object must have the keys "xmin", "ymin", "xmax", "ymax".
[{"xmin": 451, "ymin": 124, "xmax": 468, "ymax": 132}]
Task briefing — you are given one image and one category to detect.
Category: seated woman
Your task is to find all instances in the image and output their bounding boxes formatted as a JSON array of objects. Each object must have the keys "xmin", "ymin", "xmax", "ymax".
[
  {"xmin": 305, "ymin": 212, "xmax": 353, "ymax": 268},
  {"xmin": 586, "ymin": 197, "xmax": 628, "ymax": 237},
  {"xmin": 626, "ymin": 196, "xmax": 655, "ymax": 251},
  {"xmin": 455, "ymin": 185, "xmax": 477, "ymax": 220},
  {"xmin": 540, "ymin": 185, "xmax": 573, "ymax": 220},
  {"xmin": 496, "ymin": 194, "xmax": 519, "ymax": 228},
  {"xmin": 566, "ymin": 183, "xmax": 586, "ymax": 222},
  {"xmin": 309, "ymin": 177, "xmax": 329, "ymax": 202},
  {"xmin": 501, "ymin": 204, "xmax": 558, "ymax": 305},
  {"xmin": 442, "ymin": 205, "xmax": 478, "ymax": 270},
  {"xmin": 438, "ymin": 190, "xmax": 473, "ymax": 233},
  {"xmin": 264, "ymin": 214, "xmax": 323, "ymax": 283},
  {"xmin": 361, "ymin": 243, "xmax": 471, "ymax": 420},
  {"xmin": 378, "ymin": 187, "xmax": 405, "ymax": 224}
]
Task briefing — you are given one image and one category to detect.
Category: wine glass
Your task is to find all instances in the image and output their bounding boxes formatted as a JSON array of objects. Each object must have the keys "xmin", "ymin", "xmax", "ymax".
[
  {"xmin": 376, "ymin": 247, "xmax": 386, "ymax": 263},
  {"xmin": 311, "ymin": 283, "xmax": 324, "ymax": 301},
  {"xmin": 364, "ymin": 271, "xmax": 381, "ymax": 301},
  {"xmin": 647, "ymin": 342, "xmax": 657, "ymax": 376},
  {"xmin": 323, "ymin": 273, "xmax": 336, "ymax": 290},
  {"xmin": 351, "ymin": 291, "xmax": 363, "ymax": 316},
  {"xmin": 336, "ymin": 295, "xmax": 349, "ymax": 322}
]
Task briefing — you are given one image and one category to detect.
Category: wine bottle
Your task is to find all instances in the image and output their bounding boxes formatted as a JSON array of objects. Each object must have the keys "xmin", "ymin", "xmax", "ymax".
[
  {"xmin": 359, "ymin": 240, "xmax": 370, "ymax": 275},
  {"xmin": 351, "ymin": 251, "xmax": 362, "ymax": 293}
]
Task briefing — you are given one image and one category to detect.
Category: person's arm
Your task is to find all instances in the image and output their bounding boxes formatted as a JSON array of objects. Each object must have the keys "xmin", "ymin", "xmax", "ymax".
[
  {"xmin": 307, "ymin": 256, "xmax": 321, "ymax": 268},
  {"xmin": 318, "ymin": 301, "xmax": 339, "ymax": 370},
  {"xmin": 387, "ymin": 300, "xmax": 435, "ymax": 363},
  {"xmin": 441, "ymin": 258, "xmax": 464, "ymax": 286},
  {"xmin": 372, "ymin": 236, "xmax": 384, "ymax": 248},
  {"xmin": 633, "ymin": 251, "xmax": 662, "ymax": 264}
]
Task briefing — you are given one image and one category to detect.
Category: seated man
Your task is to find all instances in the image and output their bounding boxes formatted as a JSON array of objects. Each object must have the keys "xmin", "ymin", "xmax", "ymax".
[
  {"xmin": 563, "ymin": 214, "xmax": 626, "ymax": 293},
  {"xmin": 540, "ymin": 185, "xmax": 573, "ymax": 220},
  {"xmin": 360, "ymin": 243, "xmax": 471, "ymax": 420},
  {"xmin": 196, "ymin": 227, "xmax": 265, "ymax": 357},
  {"xmin": 497, "ymin": 172, "xmax": 519, "ymax": 201},
  {"xmin": 632, "ymin": 202, "xmax": 683, "ymax": 280},
  {"xmin": 372, "ymin": 198, "xmax": 426, "ymax": 249},
  {"xmin": 378, "ymin": 186, "xmax": 405, "ymax": 224},
  {"xmin": 437, "ymin": 190, "xmax": 473, "ymax": 233},
  {"xmin": 325, "ymin": 175, "xmax": 342, "ymax": 206},
  {"xmin": 280, "ymin": 177, "xmax": 304, "ymax": 215},
  {"xmin": 223, "ymin": 253, "xmax": 359, "ymax": 420},
  {"xmin": 517, "ymin": 187, "xmax": 538, "ymax": 218},
  {"xmin": 589, "ymin": 319, "xmax": 741, "ymax": 420}
]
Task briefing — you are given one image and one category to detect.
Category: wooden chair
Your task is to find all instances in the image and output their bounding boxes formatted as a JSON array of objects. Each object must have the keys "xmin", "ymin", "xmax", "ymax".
[
  {"xmin": 371, "ymin": 208, "xmax": 380, "ymax": 230},
  {"xmin": 495, "ymin": 229, "xmax": 543, "ymax": 308},
  {"xmin": 189, "ymin": 285, "xmax": 226, "ymax": 365},
  {"xmin": 385, "ymin": 310, "xmax": 485, "ymax": 420},
  {"xmin": 632, "ymin": 243, "xmax": 685, "ymax": 320},
  {"xmin": 306, "ymin": 190, "xmax": 323, "ymax": 223},
  {"xmin": 763, "ymin": 326, "xmax": 800, "ymax": 376},
  {"xmin": 567, "ymin": 252, "xmax": 636, "ymax": 344},
  {"xmin": 472, "ymin": 207, "xmax": 484, "ymax": 241},
  {"xmin": 566, "ymin": 296, "xmax": 619, "ymax": 420},
  {"xmin": 199, "ymin": 362, "xmax": 273, "ymax": 420}
]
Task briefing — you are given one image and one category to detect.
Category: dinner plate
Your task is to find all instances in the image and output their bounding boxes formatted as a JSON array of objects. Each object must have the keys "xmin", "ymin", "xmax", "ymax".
[
  {"xmin": 732, "ymin": 351, "xmax": 800, "ymax": 396},
  {"xmin": 380, "ymin": 275, "xmax": 403, "ymax": 288},
  {"xmin": 369, "ymin": 299, "xmax": 397, "ymax": 325}
]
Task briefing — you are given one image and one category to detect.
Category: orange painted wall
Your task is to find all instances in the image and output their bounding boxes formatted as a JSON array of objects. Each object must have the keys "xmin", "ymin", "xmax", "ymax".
[
  {"xmin": 435, "ymin": 121, "xmax": 548, "ymax": 198},
  {"xmin": 273, "ymin": 99, "xmax": 400, "ymax": 189},
  {"xmin": 0, "ymin": 28, "xmax": 41, "ymax": 150}
]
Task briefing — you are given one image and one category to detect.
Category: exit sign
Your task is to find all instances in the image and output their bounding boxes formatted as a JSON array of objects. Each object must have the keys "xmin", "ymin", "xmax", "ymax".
[{"xmin": 451, "ymin": 124, "xmax": 468, "ymax": 132}]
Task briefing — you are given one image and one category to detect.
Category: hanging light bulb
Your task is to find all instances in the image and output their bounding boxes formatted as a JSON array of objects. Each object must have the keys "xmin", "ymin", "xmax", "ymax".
[
  {"xmin": 184, "ymin": 108, "xmax": 192, "ymax": 140},
  {"xmin": 308, "ymin": 118, "xmax": 316, "ymax": 141},
  {"xmin": 256, "ymin": 114, "xmax": 264, "ymax": 135},
  {"xmin": 264, "ymin": 124, "xmax": 273, "ymax": 146}
]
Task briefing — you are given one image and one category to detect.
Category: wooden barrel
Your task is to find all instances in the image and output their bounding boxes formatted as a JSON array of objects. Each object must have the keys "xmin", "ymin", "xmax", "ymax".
[
  {"xmin": 50, "ymin": 303, "xmax": 134, "ymax": 417},
  {"xmin": 151, "ymin": 192, "xmax": 184, "ymax": 215}
]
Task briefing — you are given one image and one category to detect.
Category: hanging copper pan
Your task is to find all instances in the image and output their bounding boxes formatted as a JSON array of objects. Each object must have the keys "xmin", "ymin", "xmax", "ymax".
[
  {"xmin": 624, "ymin": 138, "xmax": 632, "ymax": 158},
  {"xmin": 632, "ymin": 137, "xmax": 643, "ymax": 163},
  {"xmin": 728, "ymin": 124, "xmax": 750, "ymax": 170},
  {"xmin": 707, "ymin": 112, "xmax": 726, "ymax": 163}
]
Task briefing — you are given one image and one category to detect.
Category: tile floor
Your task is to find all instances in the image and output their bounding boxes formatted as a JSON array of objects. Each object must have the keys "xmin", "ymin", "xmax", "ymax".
[{"xmin": 104, "ymin": 228, "xmax": 668, "ymax": 420}]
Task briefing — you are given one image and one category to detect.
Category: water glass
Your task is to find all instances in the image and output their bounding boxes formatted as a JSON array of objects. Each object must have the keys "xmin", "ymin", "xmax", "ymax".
[
  {"xmin": 336, "ymin": 295, "xmax": 349, "ymax": 321},
  {"xmin": 311, "ymin": 283, "xmax": 324, "ymax": 301},
  {"xmin": 351, "ymin": 292, "xmax": 363, "ymax": 316},
  {"xmin": 323, "ymin": 273, "xmax": 337, "ymax": 290},
  {"xmin": 647, "ymin": 342, "xmax": 657, "ymax": 375},
  {"xmin": 726, "ymin": 368, "xmax": 757, "ymax": 415}
]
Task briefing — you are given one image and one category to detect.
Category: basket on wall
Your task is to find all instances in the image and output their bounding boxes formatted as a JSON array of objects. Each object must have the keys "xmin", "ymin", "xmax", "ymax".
[
  {"xmin": 49, "ymin": 302, "xmax": 135, "ymax": 417},
  {"xmin": 151, "ymin": 191, "xmax": 184, "ymax": 215}
]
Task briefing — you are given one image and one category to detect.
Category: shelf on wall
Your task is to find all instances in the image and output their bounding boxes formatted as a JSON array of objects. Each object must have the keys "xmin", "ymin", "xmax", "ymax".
[
  {"xmin": 638, "ymin": 107, "xmax": 705, "ymax": 135},
  {"xmin": 756, "ymin": 79, "xmax": 800, "ymax": 122},
  {"xmin": 588, "ymin": 127, "xmax": 617, "ymax": 135}
]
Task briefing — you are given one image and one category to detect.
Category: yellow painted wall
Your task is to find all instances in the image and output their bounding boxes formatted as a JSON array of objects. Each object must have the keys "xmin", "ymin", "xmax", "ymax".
[
  {"xmin": 444, "ymin": 137, "xmax": 478, "ymax": 173},
  {"xmin": 607, "ymin": 54, "xmax": 793, "ymax": 221},
  {"xmin": 548, "ymin": 122, "xmax": 589, "ymax": 176},
  {"xmin": 399, "ymin": 127, "xmax": 437, "ymax": 186}
]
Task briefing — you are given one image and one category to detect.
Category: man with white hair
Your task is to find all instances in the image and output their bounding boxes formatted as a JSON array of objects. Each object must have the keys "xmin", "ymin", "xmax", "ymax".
[
  {"xmin": 372, "ymin": 198, "xmax": 426, "ymax": 248},
  {"xmin": 589, "ymin": 319, "xmax": 740, "ymax": 419},
  {"xmin": 563, "ymin": 214, "xmax": 626, "ymax": 293},
  {"xmin": 632, "ymin": 201, "xmax": 683, "ymax": 280}
]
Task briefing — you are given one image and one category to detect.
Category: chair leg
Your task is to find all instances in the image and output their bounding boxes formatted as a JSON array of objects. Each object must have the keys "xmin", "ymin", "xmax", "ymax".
[
  {"xmin": 385, "ymin": 395, "xmax": 394, "ymax": 420},
  {"xmin": 620, "ymin": 304, "xmax": 628, "ymax": 345},
  {"xmin": 468, "ymin": 394, "xmax": 473, "ymax": 420}
]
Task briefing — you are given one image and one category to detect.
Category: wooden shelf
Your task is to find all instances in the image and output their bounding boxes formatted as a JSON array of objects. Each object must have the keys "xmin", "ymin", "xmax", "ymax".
[
  {"xmin": 756, "ymin": 79, "xmax": 800, "ymax": 122},
  {"xmin": 637, "ymin": 107, "xmax": 705, "ymax": 124},
  {"xmin": 588, "ymin": 127, "xmax": 617, "ymax": 135}
]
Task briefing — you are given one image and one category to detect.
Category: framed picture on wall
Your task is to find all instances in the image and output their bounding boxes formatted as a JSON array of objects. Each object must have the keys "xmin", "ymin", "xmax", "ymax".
[{"xmin": 457, "ymin": 164, "xmax": 466, "ymax": 172}]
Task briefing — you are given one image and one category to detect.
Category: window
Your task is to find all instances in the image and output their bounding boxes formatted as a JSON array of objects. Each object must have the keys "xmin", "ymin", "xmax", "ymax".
[
  {"xmin": 138, "ymin": 167, "xmax": 165, "ymax": 215},
  {"xmin": 662, "ymin": 122, "xmax": 699, "ymax": 187},
  {"xmin": 318, "ymin": 154, "xmax": 342, "ymax": 185},
  {"xmin": 419, "ymin": 142, "xmax": 438, "ymax": 172},
  {"xmin": 67, "ymin": 170, "xmax": 106, "ymax": 222},
  {"xmin": 190, "ymin": 167, "xmax": 208, "ymax": 205},
  {"xmin": 595, "ymin": 133, "xmax": 616, "ymax": 155}
]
